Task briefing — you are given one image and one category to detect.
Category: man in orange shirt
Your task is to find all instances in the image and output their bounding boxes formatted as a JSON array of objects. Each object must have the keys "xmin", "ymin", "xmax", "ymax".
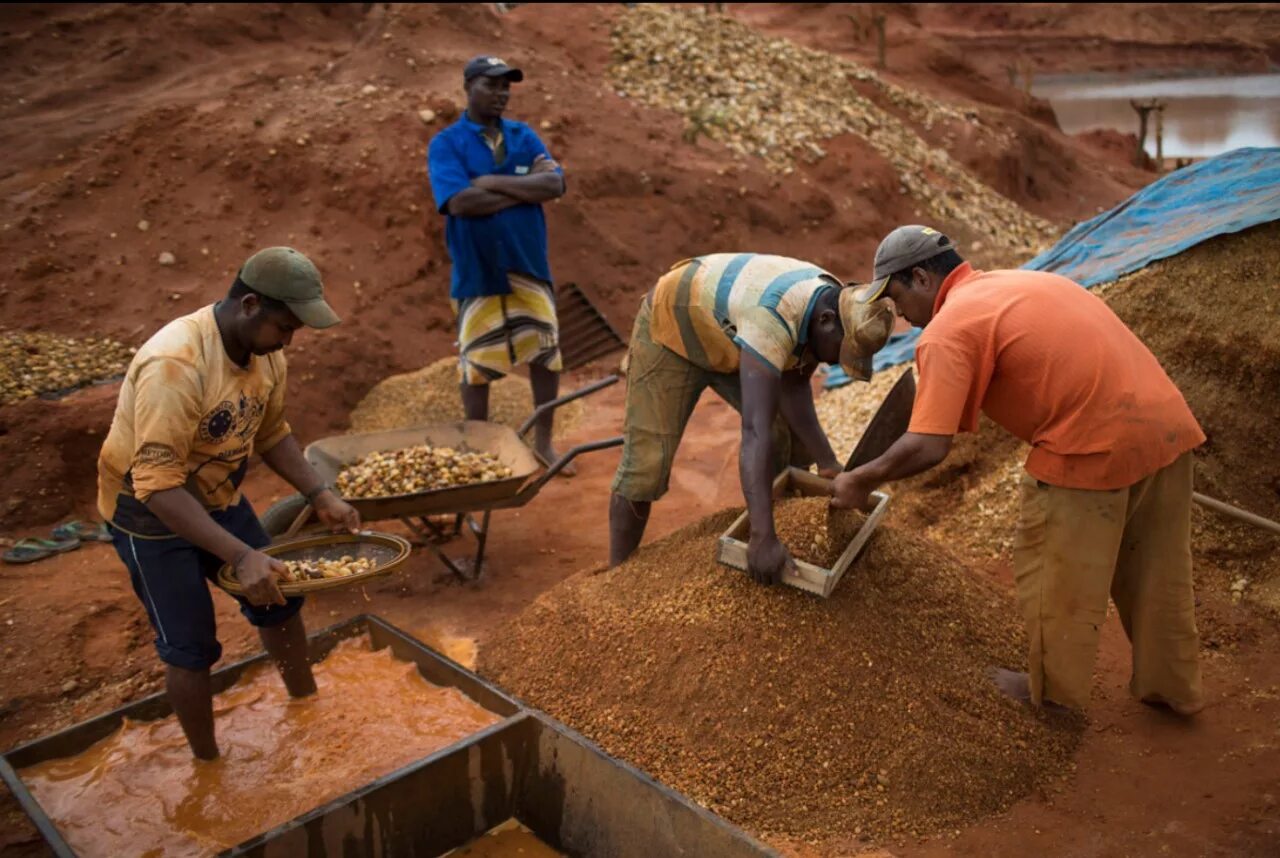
[{"xmin": 832, "ymin": 225, "xmax": 1205, "ymax": 715}]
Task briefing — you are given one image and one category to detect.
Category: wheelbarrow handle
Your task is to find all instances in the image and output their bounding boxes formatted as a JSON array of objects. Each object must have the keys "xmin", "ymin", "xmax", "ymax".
[
  {"xmin": 509, "ymin": 435, "xmax": 625, "ymax": 504},
  {"xmin": 517, "ymin": 374, "xmax": 620, "ymax": 439},
  {"xmin": 284, "ymin": 502, "xmax": 315, "ymax": 538}
]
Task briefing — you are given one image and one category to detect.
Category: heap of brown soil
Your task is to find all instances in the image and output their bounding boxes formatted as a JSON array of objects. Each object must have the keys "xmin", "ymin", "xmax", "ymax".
[
  {"xmin": 770, "ymin": 496, "xmax": 865, "ymax": 568},
  {"xmin": 482, "ymin": 511, "xmax": 1081, "ymax": 845},
  {"xmin": 0, "ymin": 385, "xmax": 118, "ymax": 530}
]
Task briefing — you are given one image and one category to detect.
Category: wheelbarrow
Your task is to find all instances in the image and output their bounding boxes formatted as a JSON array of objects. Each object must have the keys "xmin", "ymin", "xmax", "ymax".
[{"xmin": 260, "ymin": 375, "xmax": 623, "ymax": 581}]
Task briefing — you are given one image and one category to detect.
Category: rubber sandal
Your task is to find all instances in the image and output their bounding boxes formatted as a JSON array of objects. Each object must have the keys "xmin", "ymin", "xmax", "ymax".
[
  {"xmin": 2, "ymin": 536, "xmax": 82, "ymax": 565},
  {"xmin": 51, "ymin": 520, "xmax": 113, "ymax": 543}
]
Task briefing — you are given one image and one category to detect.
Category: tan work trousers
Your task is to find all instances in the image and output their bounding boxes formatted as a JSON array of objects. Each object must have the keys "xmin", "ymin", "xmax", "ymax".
[{"xmin": 1012, "ymin": 452, "xmax": 1203, "ymax": 710}]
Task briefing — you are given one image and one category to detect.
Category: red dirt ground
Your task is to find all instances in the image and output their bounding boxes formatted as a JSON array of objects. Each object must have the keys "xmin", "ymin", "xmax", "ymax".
[{"xmin": 1, "ymin": 3, "xmax": 1277, "ymax": 856}]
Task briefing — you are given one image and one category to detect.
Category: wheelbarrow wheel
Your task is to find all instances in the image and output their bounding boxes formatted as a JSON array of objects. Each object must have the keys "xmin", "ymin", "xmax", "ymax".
[{"xmin": 260, "ymin": 493, "xmax": 314, "ymax": 538}]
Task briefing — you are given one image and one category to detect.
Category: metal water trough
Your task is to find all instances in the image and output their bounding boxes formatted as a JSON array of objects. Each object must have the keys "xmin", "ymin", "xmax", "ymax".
[{"xmin": 1, "ymin": 615, "xmax": 776, "ymax": 858}]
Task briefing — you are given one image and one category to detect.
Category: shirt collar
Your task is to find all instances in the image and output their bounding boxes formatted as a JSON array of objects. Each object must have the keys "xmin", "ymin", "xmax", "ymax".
[
  {"xmin": 459, "ymin": 113, "xmax": 505, "ymax": 135},
  {"xmin": 931, "ymin": 261, "xmax": 979, "ymax": 317}
]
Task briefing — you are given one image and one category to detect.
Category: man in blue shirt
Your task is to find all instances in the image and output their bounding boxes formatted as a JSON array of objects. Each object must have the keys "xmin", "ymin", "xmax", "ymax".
[{"xmin": 427, "ymin": 56, "xmax": 570, "ymax": 469}]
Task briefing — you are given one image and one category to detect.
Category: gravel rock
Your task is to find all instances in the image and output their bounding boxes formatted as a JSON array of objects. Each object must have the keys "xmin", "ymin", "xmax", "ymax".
[
  {"xmin": 0, "ymin": 330, "xmax": 135, "ymax": 405},
  {"xmin": 609, "ymin": 5, "xmax": 1056, "ymax": 253}
]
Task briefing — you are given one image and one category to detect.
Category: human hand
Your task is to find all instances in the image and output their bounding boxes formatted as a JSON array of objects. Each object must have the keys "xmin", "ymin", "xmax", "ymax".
[
  {"xmin": 313, "ymin": 489, "xmax": 360, "ymax": 533},
  {"xmin": 530, "ymin": 153, "xmax": 561, "ymax": 174},
  {"xmin": 746, "ymin": 532, "xmax": 795, "ymax": 586},
  {"xmin": 235, "ymin": 549, "xmax": 288, "ymax": 607},
  {"xmin": 830, "ymin": 470, "xmax": 875, "ymax": 512}
]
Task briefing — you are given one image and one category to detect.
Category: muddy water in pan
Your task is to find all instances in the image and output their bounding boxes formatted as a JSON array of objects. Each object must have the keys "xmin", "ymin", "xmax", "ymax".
[
  {"xmin": 444, "ymin": 819, "xmax": 565, "ymax": 857},
  {"xmin": 21, "ymin": 637, "xmax": 501, "ymax": 858},
  {"xmin": 1034, "ymin": 72, "xmax": 1280, "ymax": 158}
]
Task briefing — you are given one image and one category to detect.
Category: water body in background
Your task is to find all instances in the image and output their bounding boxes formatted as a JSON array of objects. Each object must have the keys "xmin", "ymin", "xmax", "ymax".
[{"xmin": 1034, "ymin": 73, "xmax": 1280, "ymax": 158}]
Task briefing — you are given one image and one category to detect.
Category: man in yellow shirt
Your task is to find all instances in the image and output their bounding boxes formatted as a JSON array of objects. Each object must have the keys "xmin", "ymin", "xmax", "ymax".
[{"xmin": 98, "ymin": 247, "xmax": 360, "ymax": 759}]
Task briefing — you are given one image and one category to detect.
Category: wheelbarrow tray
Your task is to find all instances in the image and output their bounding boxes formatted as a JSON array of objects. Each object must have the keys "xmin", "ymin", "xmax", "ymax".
[{"xmin": 304, "ymin": 420, "xmax": 542, "ymax": 521}]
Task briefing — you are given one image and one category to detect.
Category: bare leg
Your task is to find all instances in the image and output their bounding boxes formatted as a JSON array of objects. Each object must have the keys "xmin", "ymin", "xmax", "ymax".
[
  {"xmin": 530, "ymin": 363, "xmax": 575, "ymax": 476},
  {"xmin": 460, "ymin": 382, "xmax": 490, "ymax": 422},
  {"xmin": 166, "ymin": 664, "xmax": 219, "ymax": 760},
  {"xmin": 609, "ymin": 494, "xmax": 651, "ymax": 567},
  {"xmin": 258, "ymin": 613, "xmax": 316, "ymax": 698}
]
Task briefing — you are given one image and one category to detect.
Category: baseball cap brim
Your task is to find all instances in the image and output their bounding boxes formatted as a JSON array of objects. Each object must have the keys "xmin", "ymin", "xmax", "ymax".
[
  {"xmin": 285, "ymin": 296, "xmax": 341, "ymax": 330},
  {"xmin": 476, "ymin": 66, "xmax": 523, "ymax": 82},
  {"xmin": 858, "ymin": 275, "xmax": 891, "ymax": 304},
  {"xmin": 837, "ymin": 288, "xmax": 892, "ymax": 382},
  {"xmin": 838, "ymin": 342, "xmax": 875, "ymax": 383}
]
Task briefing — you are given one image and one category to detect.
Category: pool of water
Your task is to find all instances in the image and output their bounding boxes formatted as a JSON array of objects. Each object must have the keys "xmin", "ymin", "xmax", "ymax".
[{"xmin": 1033, "ymin": 73, "xmax": 1280, "ymax": 158}]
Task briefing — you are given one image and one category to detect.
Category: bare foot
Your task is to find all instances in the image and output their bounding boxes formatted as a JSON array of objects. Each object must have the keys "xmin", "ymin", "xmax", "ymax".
[
  {"xmin": 988, "ymin": 667, "xmax": 1073, "ymax": 713},
  {"xmin": 989, "ymin": 667, "xmax": 1032, "ymax": 702},
  {"xmin": 1140, "ymin": 693, "xmax": 1205, "ymax": 717},
  {"xmin": 535, "ymin": 445, "xmax": 577, "ymax": 478}
]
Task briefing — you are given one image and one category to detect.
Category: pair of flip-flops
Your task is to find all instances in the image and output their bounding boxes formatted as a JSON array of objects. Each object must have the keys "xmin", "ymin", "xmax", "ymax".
[{"xmin": 2, "ymin": 520, "xmax": 111, "ymax": 565}]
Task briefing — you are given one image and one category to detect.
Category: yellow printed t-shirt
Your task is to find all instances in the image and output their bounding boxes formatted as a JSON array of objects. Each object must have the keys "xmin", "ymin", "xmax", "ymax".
[
  {"xmin": 97, "ymin": 305, "xmax": 292, "ymax": 537},
  {"xmin": 649, "ymin": 254, "xmax": 839, "ymax": 375}
]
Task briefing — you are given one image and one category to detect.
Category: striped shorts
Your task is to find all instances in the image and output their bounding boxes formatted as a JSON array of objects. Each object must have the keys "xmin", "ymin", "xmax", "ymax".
[{"xmin": 453, "ymin": 272, "xmax": 564, "ymax": 385}]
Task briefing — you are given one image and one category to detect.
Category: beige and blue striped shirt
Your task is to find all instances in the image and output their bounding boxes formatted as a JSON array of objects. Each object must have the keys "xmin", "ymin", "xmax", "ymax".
[{"xmin": 649, "ymin": 254, "xmax": 839, "ymax": 375}]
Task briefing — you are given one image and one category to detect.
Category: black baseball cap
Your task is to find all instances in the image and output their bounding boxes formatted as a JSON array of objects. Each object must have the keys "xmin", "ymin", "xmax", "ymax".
[{"xmin": 463, "ymin": 55, "xmax": 524, "ymax": 83}]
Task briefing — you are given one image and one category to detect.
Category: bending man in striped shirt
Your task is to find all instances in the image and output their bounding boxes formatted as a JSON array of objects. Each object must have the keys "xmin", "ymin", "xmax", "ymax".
[{"xmin": 610, "ymin": 253, "xmax": 894, "ymax": 583}]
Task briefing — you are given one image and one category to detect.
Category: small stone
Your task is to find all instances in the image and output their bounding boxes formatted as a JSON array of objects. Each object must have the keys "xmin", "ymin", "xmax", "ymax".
[
  {"xmin": 158, "ymin": 251, "xmax": 176, "ymax": 266},
  {"xmin": 417, "ymin": 108, "xmax": 436, "ymax": 125},
  {"xmin": 539, "ymin": 119, "xmax": 552, "ymax": 130},
  {"xmin": 62, "ymin": 680, "xmax": 77, "ymax": 693},
  {"xmin": 361, "ymin": 84, "xmax": 378, "ymax": 96},
  {"xmin": 136, "ymin": 219, "xmax": 150, "ymax": 232}
]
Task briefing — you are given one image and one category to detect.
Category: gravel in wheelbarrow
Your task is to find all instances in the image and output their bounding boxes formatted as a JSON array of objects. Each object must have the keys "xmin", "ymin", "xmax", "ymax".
[{"xmin": 217, "ymin": 531, "xmax": 411, "ymax": 596}]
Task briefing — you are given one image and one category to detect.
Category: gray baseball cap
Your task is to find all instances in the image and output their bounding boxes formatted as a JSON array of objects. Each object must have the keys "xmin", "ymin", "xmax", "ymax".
[
  {"xmin": 239, "ymin": 247, "xmax": 340, "ymax": 329},
  {"xmin": 859, "ymin": 225, "xmax": 957, "ymax": 303}
]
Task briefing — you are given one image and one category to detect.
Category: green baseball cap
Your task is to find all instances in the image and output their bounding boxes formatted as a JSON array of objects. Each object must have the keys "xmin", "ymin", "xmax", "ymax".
[
  {"xmin": 859, "ymin": 225, "xmax": 957, "ymax": 303},
  {"xmin": 239, "ymin": 247, "xmax": 340, "ymax": 329}
]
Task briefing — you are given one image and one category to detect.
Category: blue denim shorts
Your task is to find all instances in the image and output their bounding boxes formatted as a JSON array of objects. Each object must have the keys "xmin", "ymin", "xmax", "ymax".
[{"xmin": 111, "ymin": 497, "xmax": 303, "ymax": 670}]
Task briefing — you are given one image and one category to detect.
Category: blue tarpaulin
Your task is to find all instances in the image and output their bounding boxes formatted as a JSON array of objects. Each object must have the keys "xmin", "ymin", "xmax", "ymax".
[{"xmin": 824, "ymin": 146, "xmax": 1280, "ymax": 389}]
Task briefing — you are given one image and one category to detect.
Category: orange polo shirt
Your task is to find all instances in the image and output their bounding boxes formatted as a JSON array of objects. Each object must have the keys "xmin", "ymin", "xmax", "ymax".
[{"xmin": 908, "ymin": 263, "xmax": 1204, "ymax": 490}]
